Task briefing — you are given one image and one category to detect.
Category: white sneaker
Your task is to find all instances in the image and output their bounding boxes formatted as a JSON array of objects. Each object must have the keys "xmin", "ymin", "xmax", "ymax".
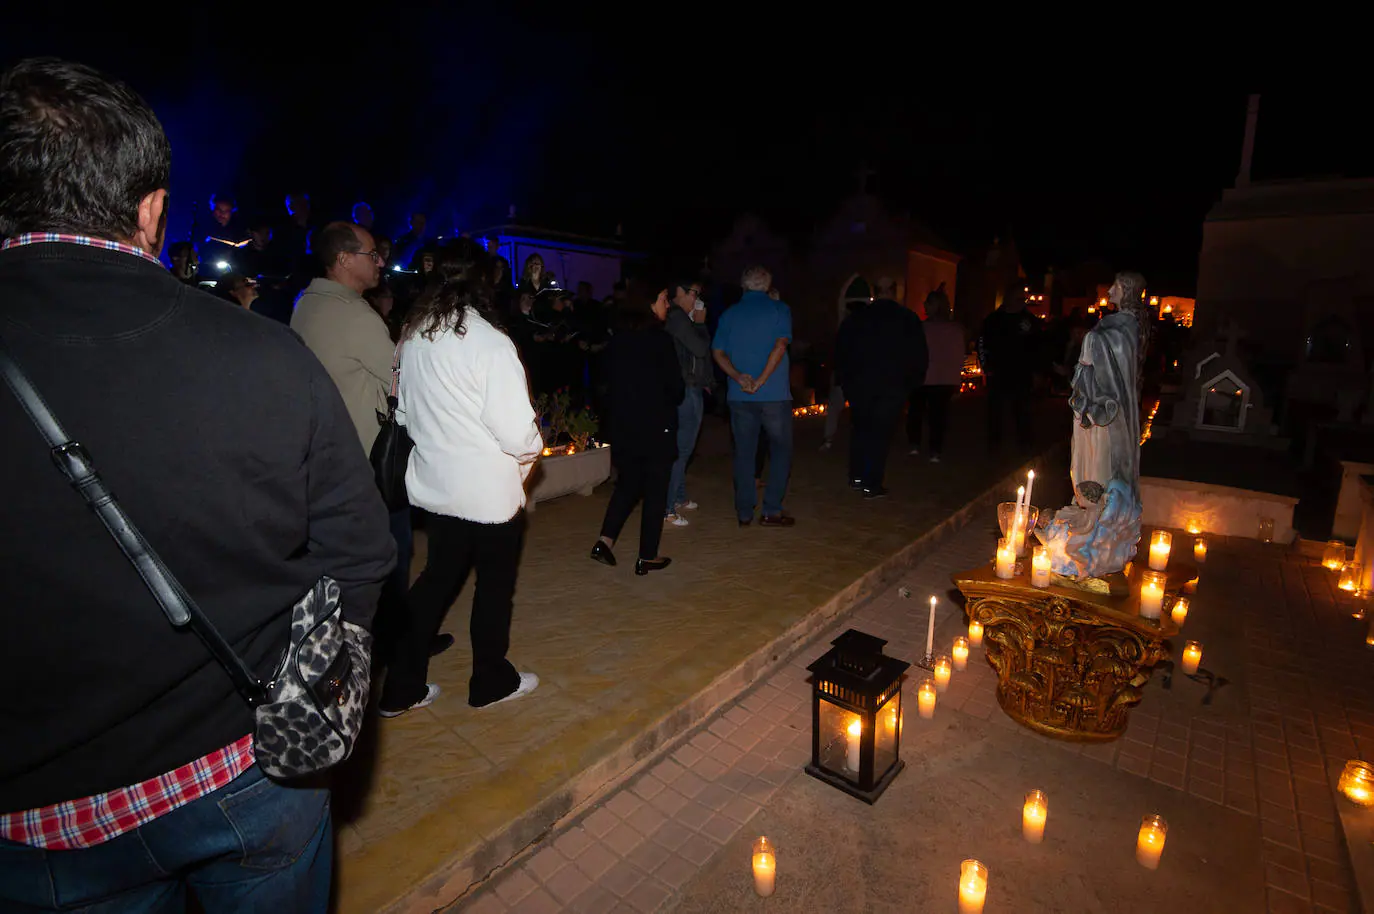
[
  {"xmin": 677, "ymin": 501, "xmax": 699, "ymax": 512},
  {"xmin": 665, "ymin": 513, "xmax": 690, "ymax": 527},
  {"xmin": 929, "ymin": 454, "xmax": 941, "ymax": 464},
  {"xmin": 819, "ymin": 441, "xmax": 833, "ymax": 451},
  {"xmin": 908, "ymin": 447, "xmax": 921, "ymax": 456},
  {"xmin": 482, "ymin": 672, "xmax": 539, "ymax": 708},
  {"xmin": 379, "ymin": 683, "xmax": 440, "ymax": 718}
]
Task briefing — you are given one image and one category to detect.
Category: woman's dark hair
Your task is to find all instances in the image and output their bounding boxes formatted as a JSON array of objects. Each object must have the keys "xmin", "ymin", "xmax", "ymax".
[
  {"xmin": 405, "ymin": 247, "xmax": 503, "ymax": 342},
  {"xmin": 0, "ymin": 58, "xmax": 171, "ymax": 239},
  {"xmin": 614, "ymin": 285, "xmax": 667, "ymax": 333}
]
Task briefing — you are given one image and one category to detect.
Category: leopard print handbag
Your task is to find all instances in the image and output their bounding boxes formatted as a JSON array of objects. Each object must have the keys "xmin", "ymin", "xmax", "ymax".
[{"xmin": 1, "ymin": 339, "xmax": 371, "ymax": 781}]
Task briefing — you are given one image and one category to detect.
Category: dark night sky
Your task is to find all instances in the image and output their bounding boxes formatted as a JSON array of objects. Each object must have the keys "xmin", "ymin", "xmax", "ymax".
[{"xmin": 3, "ymin": 10, "xmax": 1368, "ymax": 295}]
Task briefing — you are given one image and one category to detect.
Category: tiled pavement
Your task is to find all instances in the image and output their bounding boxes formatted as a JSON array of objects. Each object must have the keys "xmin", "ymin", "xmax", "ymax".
[{"xmin": 451, "ymin": 513, "xmax": 1369, "ymax": 914}]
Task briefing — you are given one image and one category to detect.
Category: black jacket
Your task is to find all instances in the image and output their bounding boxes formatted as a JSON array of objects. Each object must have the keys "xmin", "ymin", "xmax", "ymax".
[
  {"xmin": 836, "ymin": 298, "xmax": 929, "ymax": 401},
  {"xmin": 603, "ymin": 323, "xmax": 685, "ymax": 460},
  {"xmin": 0, "ymin": 242, "xmax": 394, "ymax": 812}
]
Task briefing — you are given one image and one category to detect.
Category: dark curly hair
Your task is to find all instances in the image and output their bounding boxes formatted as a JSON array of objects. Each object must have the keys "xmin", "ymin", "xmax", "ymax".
[{"xmin": 405, "ymin": 242, "xmax": 504, "ymax": 342}]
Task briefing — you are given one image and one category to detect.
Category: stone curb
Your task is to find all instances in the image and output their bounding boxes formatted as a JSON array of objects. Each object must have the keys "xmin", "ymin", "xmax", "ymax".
[{"xmin": 391, "ymin": 444, "xmax": 1064, "ymax": 914}]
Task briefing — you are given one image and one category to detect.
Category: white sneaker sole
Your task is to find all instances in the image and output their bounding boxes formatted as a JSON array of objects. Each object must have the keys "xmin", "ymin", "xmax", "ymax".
[
  {"xmin": 379, "ymin": 682, "xmax": 440, "ymax": 718},
  {"xmin": 481, "ymin": 672, "xmax": 539, "ymax": 708}
]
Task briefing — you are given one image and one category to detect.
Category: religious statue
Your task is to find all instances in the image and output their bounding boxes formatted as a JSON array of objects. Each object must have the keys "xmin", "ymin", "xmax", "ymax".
[{"xmin": 1038, "ymin": 271, "xmax": 1149, "ymax": 584}]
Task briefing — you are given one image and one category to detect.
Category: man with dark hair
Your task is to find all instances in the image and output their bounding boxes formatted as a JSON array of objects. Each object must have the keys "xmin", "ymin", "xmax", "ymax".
[
  {"xmin": 663, "ymin": 278, "xmax": 711, "ymax": 523},
  {"xmin": 270, "ymin": 190, "xmax": 312, "ymax": 268},
  {"xmin": 0, "ymin": 58, "xmax": 393, "ymax": 911},
  {"xmin": 393, "ymin": 211, "xmax": 428, "ymax": 268},
  {"xmin": 351, "ymin": 200, "xmax": 375, "ymax": 230},
  {"xmin": 194, "ymin": 191, "xmax": 246, "ymax": 261}
]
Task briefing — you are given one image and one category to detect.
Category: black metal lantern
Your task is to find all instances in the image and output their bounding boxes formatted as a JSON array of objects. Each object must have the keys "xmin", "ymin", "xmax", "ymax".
[{"xmin": 805, "ymin": 629, "xmax": 910, "ymax": 803}]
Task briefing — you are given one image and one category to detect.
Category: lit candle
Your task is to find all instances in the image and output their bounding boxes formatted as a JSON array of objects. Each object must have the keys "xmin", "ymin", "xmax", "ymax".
[
  {"xmin": 918, "ymin": 679, "xmax": 937, "ymax": 719},
  {"xmin": 1366, "ymin": 626, "xmax": 1374, "ymax": 648},
  {"xmin": 934, "ymin": 655, "xmax": 952, "ymax": 693},
  {"xmin": 846, "ymin": 717, "xmax": 862, "ymax": 771},
  {"xmin": 968, "ymin": 619, "xmax": 983, "ymax": 648},
  {"xmin": 1324, "ymin": 540, "xmax": 1347, "ymax": 571},
  {"xmin": 1140, "ymin": 571, "xmax": 1165, "ymax": 620},
  {"xmin": 1193, "ymin": 537, "xmax": 1207, "ymax": 562},
  {"xmin": 1022, "ymin": 789, "xmax": 1048, "ymax": 844},
  {"xmin": 952, "ymin": 636, "xmax": 970, "ymax": 671},
  {"xmin": 1031, "ymin": 545, "xmax": 1051, "ymax": 588},
  {"xmin": 1338, "ymin": 760, "xmax": 1374, "ymax": 807},
  {"xmin": 958, "ymin": 859, "xmax": 988, "ymax": 914},
  {"xmin": 925, "ymin": 595, "xmax": 937, "ymax": 659},
  {"xmin": 1181, "ymin": 641, "xmax": 1202, "ymax": 675},
  {"xmin": 1135, "ymin": 814, "xmax": 1167, "ymax": 869},
  {"xmin": 1148, "ymin": 530, "xmax": 1172, "ymax": 571},
  {"xmin": 995, "ymin": 537, "xmax": 1016, "ymax": 579},
  {"xmin": 1170, "ymin": 597, "xmax": 1188, "ymax": 626},
  {"xmin": 1024, "ymin": 470, "xmax": 1035, "ymax": 518},
  {"xmin": 752, "ymin": 836, "xmax": 777, "ymax": 896},
  {"xmin": 1186, "ymin": 520, "xmax": 1202, "ymax": 535},
  {"xmin": 1340, "ymin": 562, "xmax": 1362, "ymax": 593}
]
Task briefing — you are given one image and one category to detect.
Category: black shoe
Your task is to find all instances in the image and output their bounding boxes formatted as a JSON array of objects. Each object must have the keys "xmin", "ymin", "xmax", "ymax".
[
  {"xmin": 862, "ymin": 487, "xmax": 889, "ymax": 499},
  {"xmin": 739, "ymin": 517, "xmax": 753, "ymax": 527},
  {"xmin": 759, "ymin": 514, "xmax": 796, "ymax": 528},
  {"xmin": 590, "ymin": 541, "xmax": 617, "ymax": 567},
  {"xmin": 849, "ymin": 478, "xmax": 864, "ymax": 489},
  {"xmin": 429, "ymin": 633, "xmax": 456, "ymax": 657},
  {"xmin": 636, "ymin": 557, "xmax": 672, "ymax": 576}
]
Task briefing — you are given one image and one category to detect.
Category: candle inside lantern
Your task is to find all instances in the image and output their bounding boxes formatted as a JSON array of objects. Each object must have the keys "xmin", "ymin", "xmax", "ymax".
[
  {"xmin": 952, "ymin": 636, "xmax": 970, "ymax": 671},
  {"xmin": 1140, "ymin": 571, "xmax": 1165, "ymax": 620},
  {"xmin": 1031, "ymin": 545, "xmax": 1051, "ymax": 588},
  {"xmin": 1148, "ymin": 530, "xmax": 1172, "ymax": 571},
  {"xmin": 1181, "ymin": 640, "xmax": 1202, "ymax": 675},
  {"xmin": 1022, "ymin": 789, "xmax": 1048, "ymax": 844},
  {"xmin": 1170, "ymin": 597, "xmax": 1189, "ymax": 627},
  {"xmin": 1135, "ymin": 814, "xmax": 1168, "ymax": 869},
  {"xmin": 1193, "ymin": 537, "xmax": 1207, "ymax": 562},
  {"xmin": 934, "ymin": 655, "xmax": 952, "ymax": 692},
  {"xmin": 752, "ymin": 836, "xmax": 777, "ymax": 897},
  {"xmin": 917, "ymin": 678, "xmax": 937, "ymax": 719},
  {"xmin": 995, "ymin": 537, "xmax": 1016, "ymax": 579},
  {"xmin": 968, "ymin": 619, "xmax": 983, "ymax": 648},
  {"xmin": 846, "ymin": 717, "xmax": 862, "ymax": 771},
  {"xmin": 1339, "ymin": 562, "xmax": 1362, "ymax": 593},
  {"xmin": 957, "ymin": 858, "xmax": 988, "ymax": 914},
  {"xmin": 1338, "ymin": 760, "xmax": 1374, "ymax": 807},
  {"xmin": 1323, "ymin": 540, "xmax": 1347, "ymax": 571}
]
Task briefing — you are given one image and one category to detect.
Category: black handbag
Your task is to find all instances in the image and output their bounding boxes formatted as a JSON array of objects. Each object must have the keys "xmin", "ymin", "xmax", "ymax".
[
  {"xmin": 370, "ymin": 341, "xmax": 413, "ymax": 511},
  {"xmin": 0, "ymin": 338, "xmax": 372, "ymax": 781}
]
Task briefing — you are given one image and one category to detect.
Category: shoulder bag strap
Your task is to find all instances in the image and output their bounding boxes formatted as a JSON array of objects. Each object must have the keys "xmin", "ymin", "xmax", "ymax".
[{"xmin": 0, "ymin": 337, "xmax": 268, "ymax": 707}]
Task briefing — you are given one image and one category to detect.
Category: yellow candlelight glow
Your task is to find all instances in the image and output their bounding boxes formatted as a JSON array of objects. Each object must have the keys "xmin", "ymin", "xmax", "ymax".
[
  {"xmin": 1140, "ymin": 571, "xmax": 1165, "ymax": 620},
  {"xmin": 1181, "ymin": 641, "xmax": 1202, "ymax": 675},
  {"xmin": 995, "ymin": 537, "xmax": 1016, "ymax": 579},
  {"xmin": 1324, "ymin": 540, "xmax": 1347, "ymax": 571},
  {"xmin": 1339, "ymin": 761, "xmax": 1374, "ymax": 807},
  {"xmin": 918, "ymin": 679, "xmax": 937, "ymax": 719},
  {"xmin": 846, "ymin": 717, "xmax": 862, "ymax": 771},
  {"xmin": 1339, "ymin": 562, "xmax": 1362, "ymax": 592},
  {"xmin": 1022, "ymin": 789, "xmax": 1048, "ymax": 844},
  {"xmin": 1170, "ymin": 598, "xmax": 1189, "ymax": 627},
  {"xmin": 1185, "ymin": 520, "xmax": 1202, "ymax": 535},
  {"xmin": 1148, "ymin": 530, "xmax": 1172, "ymax": 571},
  {"xmin": 934, "ymin": 655, "xmax": 952, "ymax": 693},
  {"xmin": 752, "ymin": 836, "xmax": 777, "ymax": 896},
  {"xmin": 1194, "ymin": 537, "xmax": 1207, "ymax": 562},
  {"xmin": 1031, "ymin": 545, "xmax": 1051, "ymax": 588},
  {"xmin": 952, "ymin": 636, "xmax": 970, "ymax": 671},
  {"xmin": 1136, "ymin": 814, "xmax": 1167, "ymax": 869},
  {"xmin": 958, "ymin": 859, "xmax": 988, "ymax": 914},
  {"xmin": 968, "ymin": 619, "xmax": 983, "ymax": 647}
]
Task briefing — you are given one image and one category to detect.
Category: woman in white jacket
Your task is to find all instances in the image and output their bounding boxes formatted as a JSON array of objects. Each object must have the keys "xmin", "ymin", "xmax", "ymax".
[{"xmin": 378, "ymin": 246, "xmax": 543, "ymax": 715}]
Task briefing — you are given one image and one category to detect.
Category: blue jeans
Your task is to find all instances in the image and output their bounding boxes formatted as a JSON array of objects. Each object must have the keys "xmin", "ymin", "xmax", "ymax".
[
  {"xmin": 730, "ymin": 400, "xmax": 793, "ymax": 521},
  {"xmin": 0, "ymin": 765, "xmax": 331, "ymax": 913},
  {"xmin": 668, "ymin": 387, "xmax": 705, "ymax": 511}
]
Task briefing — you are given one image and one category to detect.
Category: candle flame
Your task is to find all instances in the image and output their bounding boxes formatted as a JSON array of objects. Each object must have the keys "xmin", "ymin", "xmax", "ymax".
[{"xmin": 848, "ymin": 717, "xmax": 861, "ymax": 738}]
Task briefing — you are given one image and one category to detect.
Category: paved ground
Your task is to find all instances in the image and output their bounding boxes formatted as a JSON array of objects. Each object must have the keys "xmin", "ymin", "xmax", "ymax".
[
  {"xmin": 333, "ymin": 395, "xmax": 1066, "ymax": 913},
  {"xmin": 451, "ymin": 469, "xmax": 1370, "ymax": 914}
]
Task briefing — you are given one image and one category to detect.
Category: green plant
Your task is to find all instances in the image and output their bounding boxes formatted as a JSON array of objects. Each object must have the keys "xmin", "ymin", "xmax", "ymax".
[{"xmin": 534, "ymin": 391, "xmax": 599, "ymax": 451}]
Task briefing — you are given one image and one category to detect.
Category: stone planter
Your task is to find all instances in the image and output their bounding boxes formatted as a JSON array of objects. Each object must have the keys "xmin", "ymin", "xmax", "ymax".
[{"xmin": 527, "ymin": 446, "xmax": 612, "ymax": 511}]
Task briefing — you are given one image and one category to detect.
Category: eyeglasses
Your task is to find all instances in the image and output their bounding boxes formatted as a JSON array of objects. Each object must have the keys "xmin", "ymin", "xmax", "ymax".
[
  {"xmin": 687, "ymin": 288, "xmax": 702, "ymax": 297},
  {"xmin": 352, "ymin": 250, "xmax": 383, "ymax": 263}
]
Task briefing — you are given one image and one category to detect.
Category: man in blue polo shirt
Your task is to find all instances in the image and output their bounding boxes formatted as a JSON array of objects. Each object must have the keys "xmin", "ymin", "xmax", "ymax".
[{"xmin": 712, "ymin": 265, "xmax": 796, "ymax": 527}]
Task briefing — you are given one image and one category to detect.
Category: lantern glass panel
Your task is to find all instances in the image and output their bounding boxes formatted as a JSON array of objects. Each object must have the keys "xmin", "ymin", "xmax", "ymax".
[
  {"xmin": 874, "ymin": 692, "xmax": 901, "ymax": 780},
  {"xmin": 817, "ymin": 696, "xmax": 862, "ymax": 781}
]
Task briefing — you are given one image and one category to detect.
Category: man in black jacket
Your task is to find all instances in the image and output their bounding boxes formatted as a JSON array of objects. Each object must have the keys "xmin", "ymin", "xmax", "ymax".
[
  {"xmin": 836, "ymin": 278, "xmax": 929, "ymax": 498},
  {"xmin": 0, "ymin": 59, "xmax": 394, "ymax": 912}
]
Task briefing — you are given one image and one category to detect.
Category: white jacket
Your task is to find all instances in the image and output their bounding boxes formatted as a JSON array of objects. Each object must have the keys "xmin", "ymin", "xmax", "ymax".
[{"xmin": 399, "ymin": 309, "xmax": 543, "ymax": 523}]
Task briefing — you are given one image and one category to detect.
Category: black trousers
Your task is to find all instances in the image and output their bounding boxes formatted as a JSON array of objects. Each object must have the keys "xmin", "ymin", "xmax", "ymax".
[
  {"xmin": 848, "ymin": 392, "xmax": 905, "ymax": 488},
  {"xmin": 986, "ymin": 379, "xmax": 1032, "ymax": 451},
  {"xmin": 600, "ymin": 454, "xmax": 672, "ymax": 560},
  {"xmin": 379, "ymin": 511, "xmax": 524, "ymax": 709},
  {"xmin": 907, "ymin": 384, "xmax": 956, "ymax": 454}
]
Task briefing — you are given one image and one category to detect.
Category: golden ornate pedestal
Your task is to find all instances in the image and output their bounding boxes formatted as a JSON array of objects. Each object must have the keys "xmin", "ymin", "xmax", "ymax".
[{"xmin": 953, "ymin": 562, "xmax": 1187, "ymax": 741}]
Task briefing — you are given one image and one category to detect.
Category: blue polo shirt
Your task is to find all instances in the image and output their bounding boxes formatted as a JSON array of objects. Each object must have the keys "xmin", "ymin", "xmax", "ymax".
[{"xmin": 713, "ymin": 290, "xmax": 792, "ymax": 402}]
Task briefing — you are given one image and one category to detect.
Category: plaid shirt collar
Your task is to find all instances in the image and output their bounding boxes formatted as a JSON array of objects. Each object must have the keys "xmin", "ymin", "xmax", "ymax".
[{"xmin": 1, "ymin": 232, "xmax": 165, "ymax": 268}]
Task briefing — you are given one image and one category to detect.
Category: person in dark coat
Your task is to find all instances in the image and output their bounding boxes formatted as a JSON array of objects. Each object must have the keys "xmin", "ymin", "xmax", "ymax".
[
  {"xmin": 978, "ymin": 279, "xmax": 1038, "ymax": 452},
  {"xmin": 589, "ymin": 288, "xmax": 685, "ymax": 575},
  {"xmin": 836, "ymin": 277, "xmax": 928, "ymax": 498}
]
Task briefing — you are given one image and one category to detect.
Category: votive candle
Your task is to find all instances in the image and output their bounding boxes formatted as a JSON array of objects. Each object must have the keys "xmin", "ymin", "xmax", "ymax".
[
  {"xmin": 952, "ymin": 636, "xmax": 970, "ymax": 671},
  {"xmin": 1323, "ymin": 540, "xmax": 1346, "ymax": 571},
  {"xmin": 1170, "ymin": 597, "xmax": 1189, "ymax": 627},
  {"xmin": 1031, "ymin": 545, "xmax": 1051, "ymax": 587},
  {"xmin": 995, "ymin": 537, "xmax": 1016, "ymax": 579},
  {"xmin": 958, "ymin": 859, "xmax": 988, "ymax": 914},
  {"xmin": 934, "ymin": 655, "xmax": 952, "ymax": 693},
  {"xmin": 1140, "ymin": 571, "xmax": 1165, "ymax": 620},
  {"xmin": 846, "ymin": 717, "xmax": 861, "ymax": 771},
  {"xmin": 1181, "ymin": 640, "xmax": 1202, "ymax": 675},
  {"xmin": 1022, "ymin": 789, "xmax": 1048, "ymax": 844},
  {"xmin": 1340, "ymin": 562, "xmax": 1362, "ymax": 593},
  {"xmin": 917, "ymin": 678, "xmax": 936, "ymax": 719},
  {"xmin": 968, "ymin": 619, "xmax": 984, "ymax": 648},
  {"xmin": 1194, "ymin": 537, "xmax": 1207, "ymax": 562},
  {"xmin": 1148, "ymin": 530, "xmax": 1172, "ymax": 571},
  {"xmin": 1136, "ymin": 814, "xmax": 1167, "ymax": 869},
  {"xmin": 1338, "ymin": 760, "xmax": 1374, "ymax": 807},
  {"xmin": 752, "ymin": 836, "xmax": 776, "ymax": 896}
]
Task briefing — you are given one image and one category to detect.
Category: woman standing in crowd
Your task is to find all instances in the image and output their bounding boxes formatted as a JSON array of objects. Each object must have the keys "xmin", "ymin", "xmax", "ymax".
[
  {"xmin": 378, "ymin": 245, "xmax": 543, "ymax": 715},
  {"xmin": 590, "ymin": 287, "xmax": 684, "ymax": 575},
  {"xmin": 909, "ymin": 286, "xmax": 966, "ymax": 462}
]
